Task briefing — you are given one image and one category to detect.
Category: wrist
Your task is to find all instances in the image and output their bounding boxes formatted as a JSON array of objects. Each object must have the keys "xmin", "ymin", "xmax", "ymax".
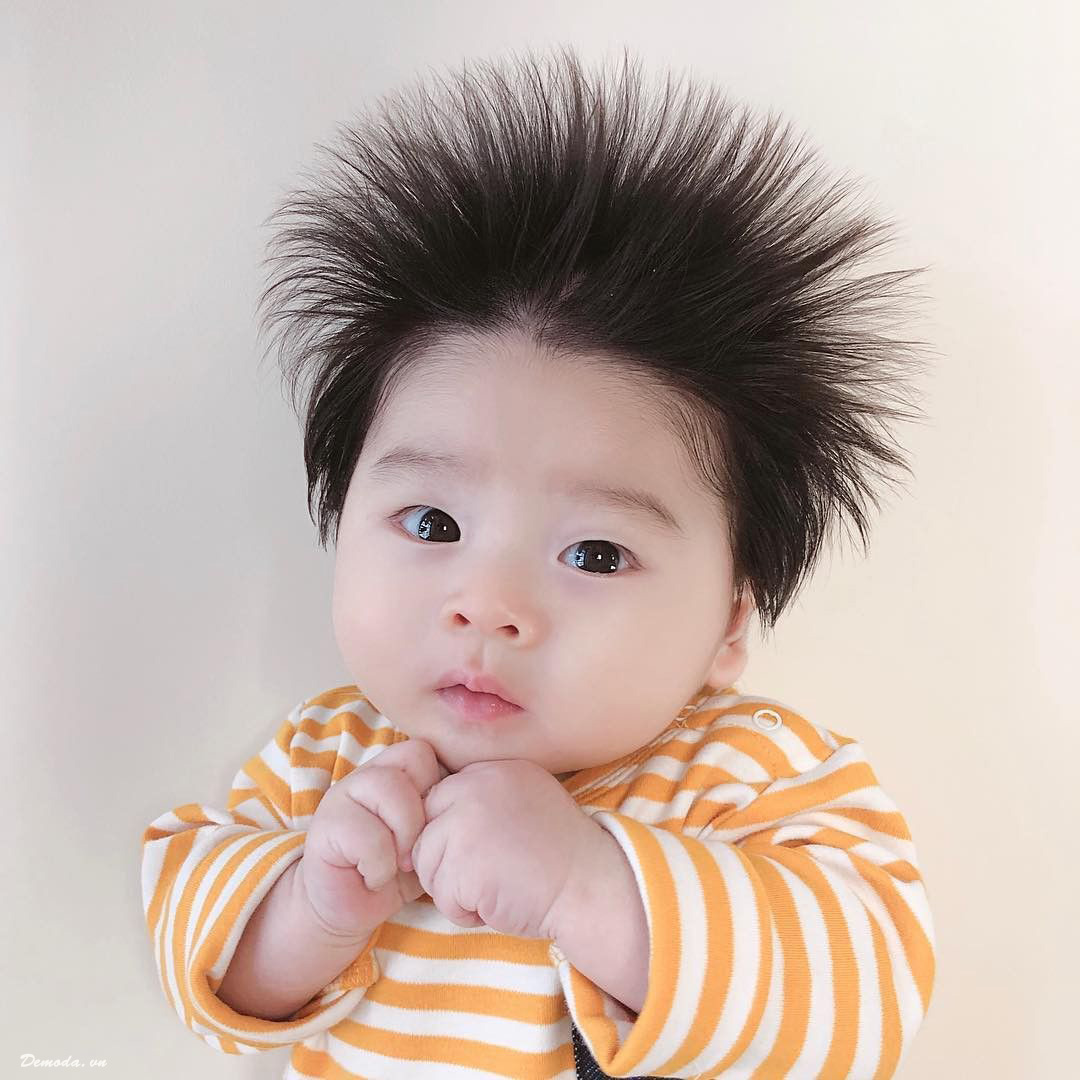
[
  {"xmin": 292, "ymin": 857, "xmax": 382, "ymax": 950},
  {"xmin": 549, "ymin": 820, "xmax": 622, "ymax": 947},
  {"xmin": 548, "ymin": 820, "xmax": 650, "ymax": 1017}
]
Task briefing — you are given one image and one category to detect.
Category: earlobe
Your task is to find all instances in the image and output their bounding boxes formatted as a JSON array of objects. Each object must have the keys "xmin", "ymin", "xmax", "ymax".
[{"xmin": 705, "ymin": 589, "xmax": 756, "ymax": 689}]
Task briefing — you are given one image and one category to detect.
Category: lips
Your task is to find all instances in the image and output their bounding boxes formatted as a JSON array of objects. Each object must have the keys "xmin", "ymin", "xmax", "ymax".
[{"xmin": 435, "ymin": 667, "xmax": 521, "ymax": 707}]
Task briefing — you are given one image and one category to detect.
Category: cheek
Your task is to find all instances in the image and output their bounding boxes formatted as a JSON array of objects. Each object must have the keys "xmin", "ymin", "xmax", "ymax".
[{"xmin": 333, "ymin": 557, "xmax": 423, "ymax": 667}]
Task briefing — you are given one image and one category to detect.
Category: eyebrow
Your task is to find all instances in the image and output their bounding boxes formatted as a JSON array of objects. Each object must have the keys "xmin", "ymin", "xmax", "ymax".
[{"xmin": 367, "ymin": 445, "xmax": 685, "ymax": 537}]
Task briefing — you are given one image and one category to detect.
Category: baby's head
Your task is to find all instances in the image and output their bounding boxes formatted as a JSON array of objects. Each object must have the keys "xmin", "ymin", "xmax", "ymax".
[{"xmin": 256, "ymin": 46, "xmax": 928, "ymax": 776}]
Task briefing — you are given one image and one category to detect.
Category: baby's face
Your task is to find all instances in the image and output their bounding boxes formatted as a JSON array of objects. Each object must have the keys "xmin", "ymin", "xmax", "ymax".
[{"xmin": 331, "ymin": 330, "xmax": 753, "ymax": 777}]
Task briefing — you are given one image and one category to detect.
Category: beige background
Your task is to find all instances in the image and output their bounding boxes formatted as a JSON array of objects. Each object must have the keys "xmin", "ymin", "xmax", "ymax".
[{"xmin": 4, "ymin": 2, "xmax": 1078, "ymax": 1078}]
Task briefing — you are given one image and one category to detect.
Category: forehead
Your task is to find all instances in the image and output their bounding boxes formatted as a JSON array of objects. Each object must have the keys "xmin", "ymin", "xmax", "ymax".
[
  {"xmin": 356, "ymin": 332, "xmax": 713, "ymax": 534},
  {"xmin": 371, "ymin": 331, "xmax": 679, "ymax": 460}
]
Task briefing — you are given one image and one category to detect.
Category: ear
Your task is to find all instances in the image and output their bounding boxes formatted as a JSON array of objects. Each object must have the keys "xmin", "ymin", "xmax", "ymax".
[{"xmin": 703, "ymin": 588, "xmax": 756, "ymax": 690}]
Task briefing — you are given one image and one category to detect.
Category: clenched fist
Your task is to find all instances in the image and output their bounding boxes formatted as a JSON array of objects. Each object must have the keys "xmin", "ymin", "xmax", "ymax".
[
  {"xmin": 410, "ymin": 757, "xmax": 609, "ymax": 941},
  {"xmin": 296, "ymin": 738, "xmax": 450, "ymax": 939}
]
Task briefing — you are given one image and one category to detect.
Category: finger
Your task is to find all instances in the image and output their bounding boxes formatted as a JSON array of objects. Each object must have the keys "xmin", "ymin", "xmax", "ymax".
[
  {"xmin": 316, "ymin": 798, "xmax": 400, "ymax": 892},
  {"xmin": 430, "ymin": 890, "xmax": 484, "ymax": 929},
  {"xmin": 371, "ymin": 738, "xmax": 448, "ymax": 797},
  {"xmin": 408, "ymin": 823, "xmax": 480, "ymax": 926},
  {"xmin": 422, "ymin": 774, "xmax": 456, "ymax": 820},
  {"xmin": 341, "ymin": 767, "xmax": 426, "ymax": 875}
]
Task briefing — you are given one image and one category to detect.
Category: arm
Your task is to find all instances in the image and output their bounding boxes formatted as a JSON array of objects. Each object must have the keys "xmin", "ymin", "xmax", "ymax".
[
  {"xmin": 140, "ymin": 694, "xmax": 384, "ymax": 1052},
  {"xmin": 546, "ymin": 737, "xmax": 936, "ymax": 1079},
  {"xmin": 217, "ymin": 858, "xmax": 378, "ymax": 1021},
  {"xmin": 550, "ymin": 825, "xmax": 649, "ymax": 1016}
]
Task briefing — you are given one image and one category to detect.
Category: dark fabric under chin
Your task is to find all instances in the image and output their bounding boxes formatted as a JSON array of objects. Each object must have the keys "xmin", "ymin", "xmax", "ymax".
[{"xmin": 570, "ymin": 1022, "xmax": 665, "ymax": 1079}]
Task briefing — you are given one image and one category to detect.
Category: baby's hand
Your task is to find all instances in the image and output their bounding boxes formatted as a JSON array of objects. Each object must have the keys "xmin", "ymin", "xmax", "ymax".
[
  {"xmin": 411, "ymin": 758, "xmax": 608, "ymax": 940},
  {"xmin": 297, "ymin": 738, "xmax": 450, "ymax": 939}
]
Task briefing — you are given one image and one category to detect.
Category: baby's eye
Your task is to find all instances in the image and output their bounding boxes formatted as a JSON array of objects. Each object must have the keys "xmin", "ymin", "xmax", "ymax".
[{"xmin": 392, "ymin": 506, "xmax": 635, "ymax": 576}]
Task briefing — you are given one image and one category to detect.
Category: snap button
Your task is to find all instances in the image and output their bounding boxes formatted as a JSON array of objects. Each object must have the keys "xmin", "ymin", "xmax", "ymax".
[{"xmin": 752, "ymin": 708, "xmax": 783, "ymax": 731}]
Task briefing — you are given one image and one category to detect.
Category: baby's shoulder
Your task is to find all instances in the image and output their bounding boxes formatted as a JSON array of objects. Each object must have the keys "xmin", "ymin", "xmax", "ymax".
[
  {"xmin": 669, "ymin": 687, "xmax": 860, "ymax": 781},
  {"xmin": 288, "ymin": 683, "xmax": 406, "ymax": 767}
]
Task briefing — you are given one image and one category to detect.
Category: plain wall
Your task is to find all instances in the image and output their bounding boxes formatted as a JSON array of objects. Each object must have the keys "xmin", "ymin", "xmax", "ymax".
[{"xmin": 4, "ymin": 2, "xmax": 1078, "ymax": 1077}]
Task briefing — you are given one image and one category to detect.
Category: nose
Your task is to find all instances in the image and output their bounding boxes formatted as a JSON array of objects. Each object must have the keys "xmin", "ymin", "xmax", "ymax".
[
  {"xmin": 441, "ymin": 581, "xmax": 536, "ymax": 642},
  {"xmin": 446, "ymin": 607, "xmax": 521, "ymax": 638},
  {"xmin": 440, "ymin": 549, "xmax": 543, "ymax": 642}
]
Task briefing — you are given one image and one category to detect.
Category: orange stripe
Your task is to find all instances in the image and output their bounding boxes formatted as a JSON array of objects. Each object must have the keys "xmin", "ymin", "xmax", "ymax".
[
  {"xmin": 612, "ymin": 767, "xmax": 751, "ymax": 814},
  {"xmin": 823, "ymin": 805, "xmax": 912, "ymax": 840},
  {"xmin": 239, "ymin": 756, "xmax": 293, "ymax": 823},
  {"xmin": 150, "ymin": 829, "xmax": 198, "ymax": 1020},
  {"xmin": 707, "ymin": 847, "xmax": 775, "ymax": 1074},
  {"xmin": 869, "ymin": 904, "xmax": 902, "ymax": 1079},
  {"xmin": 748, "ymin": 854, "xmax": 810, "ymax": 1075},
  {"xmin": 568, "ymin": 970, "xmax": 621, "ymax": 1065},
  {"xmin": 363, "ymin": 976, "xmax": 566, "ymax": 1022},
  {"xmin": 289, "ymin": 743, "xmax": 346, "ymax": 773},
  {"xmin": 654, "ymin": 834, "xmax": 735, "ymax": 1075},
  {"xmin": 172, "ymin": 830, "xmax": 303, "ymax": 1042},
  {"xmin": 724, "ymin": 762, "xmax": 880, "ymax": 831},
  {"xmin": 294, "ymin": 708, "xmax": 400, "ymax": 748},
  {"xmin": 573, "ymin": 764, "xmax": 765, "ymax": 817},
  {"xmin": 189, "ymin": 834, "xmax": 309, "ymax": 1039},
  {"xmin": 827, "ymin": 730, "xmax": 858, "ymax": 746},
  {"xmin": 682, "ymin": 795, "xmax": 746, "ymax": 834},
  {"xmin": 167, "ymin": 829, "xmax": 238, "ymax": 1034},
  {"xmin": 144, "ymin": 827, "xmax": 196, "ymax": 938},
  {"xmin": 376, "ymin": 920, "xmax": 550, "ymax": 963},
  {"xmin": 303, "ymin": 686, "xmax": 366, "ymax": 710},
  {"xmin": 225, "ymin": 786, "xmax": 287, "ymax": 826},
  {"xmin": 292, "ymin": 787, "xmax": 333, "ymax": 819},
  {"xmin": 774, "ymin": 711, "xmax": 837, "ymax": 762},
  {"xmin": 763, "ymin": 846, "xmax": 861, "ymax": 1077},
  {"xmin": 700, "ymin": 700, "xmax": 837, "ymax": 764},
  {"xmin": 191, "ymin": 831, "xmax": 282, "ymax": 948},
  {"xmin": 851, "ymin": 854, "xmax": 935, "ymax": 1016},
  {"xmin": 703, "ymin": 725, "xmax": 803, "ymax": 778},
  {"xmin": 217, "ymin": 1034, "xmax": 241, "ymax": 1054},
  {"xmin": 608, "ymin": 821, "xmax": 680, "ymax": 1074},
  {"xmin": 764, "ymin": 826, "xmax": 865, "ymax": 852},
  {"xmin": 314, "ymin": 1019, "xmax": 572, "ymax": 1079}
]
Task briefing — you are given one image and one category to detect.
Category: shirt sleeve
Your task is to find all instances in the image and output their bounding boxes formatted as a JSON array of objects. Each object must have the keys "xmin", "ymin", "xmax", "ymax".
[
  {"xmin": 551, "ymin": 731, "xmax": 936, "ymax": 1079},
  {"xmin": 139, "ymin": 697, "xmax": 384, "ymax": 1054}
]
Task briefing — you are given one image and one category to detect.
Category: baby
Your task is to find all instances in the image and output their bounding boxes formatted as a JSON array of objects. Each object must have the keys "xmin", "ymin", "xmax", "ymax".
[{"xmin": 141, "ymin": 45, "xmax": 936, "ymax": 1079}]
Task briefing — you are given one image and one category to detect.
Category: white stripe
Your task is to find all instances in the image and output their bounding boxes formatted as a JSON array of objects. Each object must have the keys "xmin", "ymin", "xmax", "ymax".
[
  {"xmin": 613, "ymin": 779, "xmax": 762, "ymax": 827},
  {"xmin": 723, "ymin": 916, "xmax": 786, "ymax": 1076},
  {"xmin": 753, "ymin": 720, "xmax": 836, "ymax": 773},
  {"xmin": 752, "ymin": 741, "xmax": 867, "ymax": 796},
  {"xmin": 764, "ymin": 818, "xmax": 918, "ymax": 867},
  {"xmin": 323, "ymin": 1030, "xmax": 579, "ymax": 1080},
  {"xmin": 764, "ymin": 856, "xmax": 833, "ymax": 1078},
  {"xmin": 191, "ymin": 831, "xmax": 302, "ymax": 975},
  {"xmin": 290, "ymin": 764, "xmax": 337, "ymax": 792},
  {"xmin": 227, "ymin": 789, "xmax": 288, "ymax": 830},
  {"xmin": 251, "ymin": 734, "xmax": 292, "ymax": 782},
  {"xmin": 141, "ymin": 834, "xmax": 169, "ymax": 919},
  {"xmin": 378, "ymin": 946, "xmax": 562, "ymax": 994},
  {"xmin": 840, "ymin": 855, "xmax": 925, "ymax": 1058},
  {"xmin": 674, "ymin": 840, "xmax": 764, "ymax": 1069},
  {"xmin": 716, "ymin": 694, "xmax": 842, "ymax": 754},
  {"xmin": 810, "ymin": 851, "xmax": 885, "ymax": 1077},
  {"xmin": 625, "ymin": 829, "xmax": 709, "ymax": 1075},
  {"xmin": 343, "ymin": 995, "xmax": 571, "ymax": 1046},
  {"xmin": 690, "ymin": 735, "xmax": 777, "ymax": 783}
]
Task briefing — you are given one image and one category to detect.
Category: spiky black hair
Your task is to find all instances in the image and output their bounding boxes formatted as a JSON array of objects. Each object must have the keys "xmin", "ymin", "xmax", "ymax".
[{"xmin": 256, "ymin": 43, "xmax": 931, "ymax": 639}]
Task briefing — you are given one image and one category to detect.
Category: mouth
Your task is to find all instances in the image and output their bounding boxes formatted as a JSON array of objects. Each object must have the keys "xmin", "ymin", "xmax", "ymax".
[
  {"xmin": 435, "ymin": 684, "xmax": 524, "ymax": 721},
  {"xmin": 435, "ymin": 668, "xmax": 522, "ymax": 708}
]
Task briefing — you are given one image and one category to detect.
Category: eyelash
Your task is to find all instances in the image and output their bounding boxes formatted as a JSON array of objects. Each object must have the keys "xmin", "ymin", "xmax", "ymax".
[{"xmin": 390, "ymin": 506, "xmax": 638, "ymax": 576}]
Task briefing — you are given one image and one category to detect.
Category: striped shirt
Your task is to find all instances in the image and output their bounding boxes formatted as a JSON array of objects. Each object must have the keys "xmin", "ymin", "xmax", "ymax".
[{"xmin": 141, "ymin": 682, "xmax": 935, "ymax": 1078}]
